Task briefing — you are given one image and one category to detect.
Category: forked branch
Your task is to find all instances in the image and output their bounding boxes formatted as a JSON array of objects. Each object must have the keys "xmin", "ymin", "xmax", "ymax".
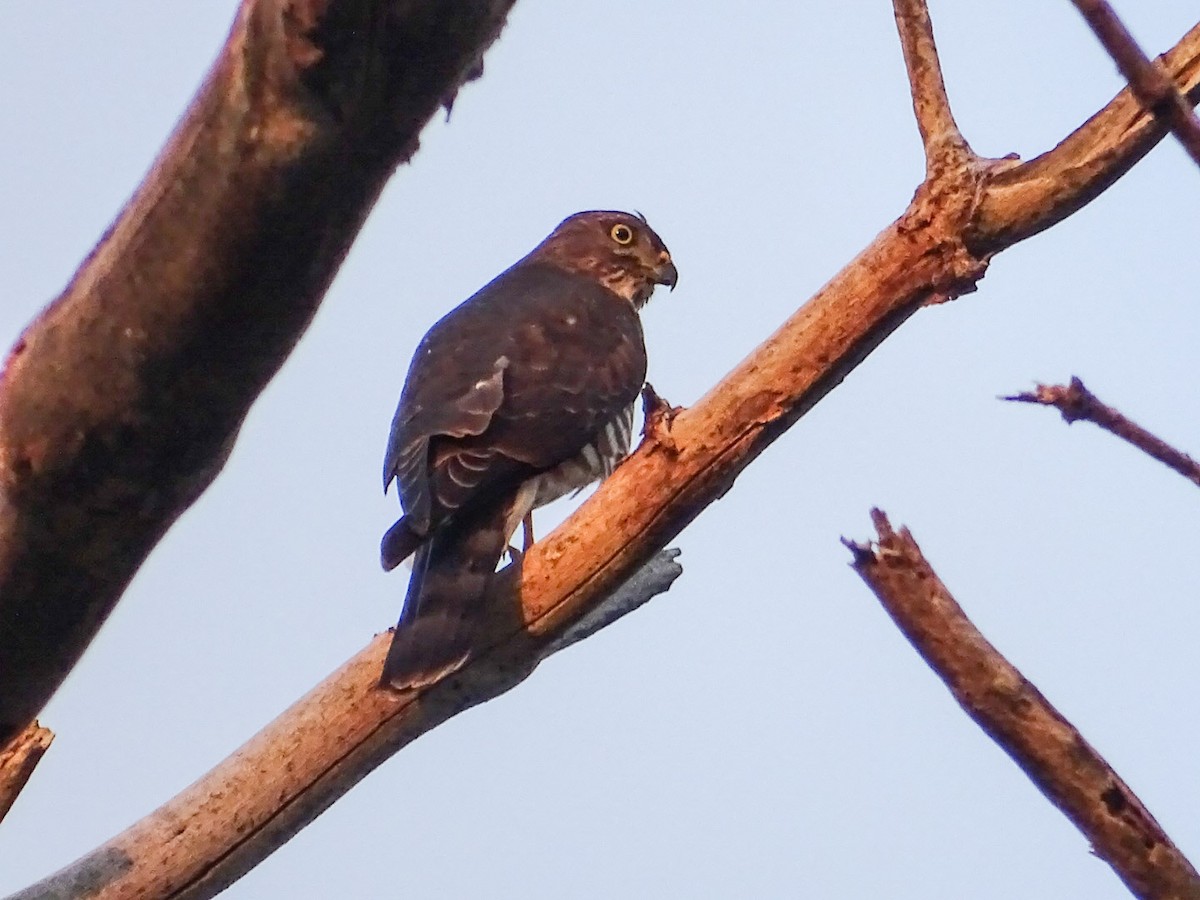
[{"xmin": 847, "ymin": 510, "xmax": 1200, "ymax": 900}]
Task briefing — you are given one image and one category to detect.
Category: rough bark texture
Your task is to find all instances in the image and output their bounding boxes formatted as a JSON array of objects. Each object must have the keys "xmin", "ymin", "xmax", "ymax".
[
  {"xmin": 0, "ymin": 722, "xmax": 52, "ymax": 825},
  {"xmin": 848, "ymin": 510, "xmax": 1200, "ymax": 900},
  {"xmin": 0, "ymin": 0, "xmax": 516, "ymax": 745},
  {"xmin": 11, "ymin": 551, "xmax": 683, "ymax": 900}
]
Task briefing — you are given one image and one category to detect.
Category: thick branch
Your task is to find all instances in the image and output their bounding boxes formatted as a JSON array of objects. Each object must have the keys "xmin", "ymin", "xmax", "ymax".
[
  {"xmin": 847, "ymin": 510, "xmax": 1200, "ymax": 900},
  {"xmin": 10, "ymin": 11, "xmax": 1200, "ymax": 897},
  {"xmin": 13, "ymin": 552, "xmax": 683, "ymax": 900},
  {"xmin": 0, "ymin": 0, "xmax": 516, "ymax": 744},
  {"xmin": 1071, "ymin": 0, "xmax": 1200, "ymax": 168},
  {"xmin": 893, "ymin": 0, "xmax": 975, "ymax": 172},
  {"xmin": 1006, "ymin": 377, "xmax": 1200, "ymax": 487},
  {"xmin": 0, "ymin": 723, "xmax": 53, "ymax": 825}
]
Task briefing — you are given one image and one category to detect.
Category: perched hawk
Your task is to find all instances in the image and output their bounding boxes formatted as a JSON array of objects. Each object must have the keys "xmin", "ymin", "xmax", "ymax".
[{"xmin": 379, "ymin": 210, "xmax": 677, "ymax": 689}]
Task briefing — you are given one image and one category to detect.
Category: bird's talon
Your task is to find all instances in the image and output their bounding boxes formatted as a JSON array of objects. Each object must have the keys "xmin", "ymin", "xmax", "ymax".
[{"xmin": 641, "ymin": 382, "xmax": 683, "ymax": 453}]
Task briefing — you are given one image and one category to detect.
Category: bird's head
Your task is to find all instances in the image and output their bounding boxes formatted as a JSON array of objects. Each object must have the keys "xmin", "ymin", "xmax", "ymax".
[{"xmin": 531, "ymin": 210, "xmax": 678, "ymax": 308}]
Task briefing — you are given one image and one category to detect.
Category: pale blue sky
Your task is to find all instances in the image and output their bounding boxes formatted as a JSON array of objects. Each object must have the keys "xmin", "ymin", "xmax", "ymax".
[{"xmin": 3, "ymin": 3, "xmax": 1200, "ymax": 898}]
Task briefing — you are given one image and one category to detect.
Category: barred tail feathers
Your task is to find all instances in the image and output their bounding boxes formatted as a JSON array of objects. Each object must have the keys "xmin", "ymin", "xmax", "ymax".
[{"xmin": 380, "ymin": 501, "xmax": 514, "ymax": 690}]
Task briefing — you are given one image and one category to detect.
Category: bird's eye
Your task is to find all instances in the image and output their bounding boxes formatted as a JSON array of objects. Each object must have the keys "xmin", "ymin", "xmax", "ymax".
[{"xmin": 610, "ymin": 223, "xmax": 635, "ymax": 245}]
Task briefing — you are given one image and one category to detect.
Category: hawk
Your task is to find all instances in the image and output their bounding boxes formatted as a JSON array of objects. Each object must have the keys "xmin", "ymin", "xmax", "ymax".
[{"xmin": 379, "ymin": 210, "xmax": 677, "ymax": 689}]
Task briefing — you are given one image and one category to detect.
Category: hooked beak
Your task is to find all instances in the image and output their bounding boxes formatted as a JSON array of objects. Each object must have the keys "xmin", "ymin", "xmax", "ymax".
[{"xmin": 653, "ymin": 252, "xmax": 679, "ymax": 291}]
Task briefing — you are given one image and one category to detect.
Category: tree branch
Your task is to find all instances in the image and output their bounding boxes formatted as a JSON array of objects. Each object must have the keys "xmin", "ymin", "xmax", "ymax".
[
  {"xmin": 0, "ymin": 0, "xmax": 516, "ymax": 745},
  {"xmin": 11, "ymin": 551, "xmax": 683, "ymax": 900},
  {"xmin": 974, "ymin": 22, "xmax": 1200, "ymax": 250},
  {"xmin": 893, "ymin": 0, "xmax": 975, "ymax": 173},
  {"xmin": 9, "ymin": 9, "xmax": 1200, "ymax": 897},
  {"xmin": 0, "ymin": 723, "xmax": 53, "ymax": 826},
  {"xmin": 1005, "ymin": 376, "xmax": 1200, "ymax": 488},
  {"xmin": 1070, "ymin": 0, "xmax": 1200, "ymax": 168},
  {"xmin": 846, "ymin": 510, "xmax": 1200, "ymax": 900}
]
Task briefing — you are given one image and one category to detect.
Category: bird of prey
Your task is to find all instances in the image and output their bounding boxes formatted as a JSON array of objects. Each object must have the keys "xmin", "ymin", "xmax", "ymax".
[{"xmin": 379, "ymin": 210, "xmax": 677, "ymax": 689}]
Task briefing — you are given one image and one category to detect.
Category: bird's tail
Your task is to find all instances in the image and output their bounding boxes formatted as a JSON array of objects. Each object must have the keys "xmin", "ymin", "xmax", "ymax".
[{"xmin": 380, "ymin": 498, "xmax": 513, "ymax": 690}]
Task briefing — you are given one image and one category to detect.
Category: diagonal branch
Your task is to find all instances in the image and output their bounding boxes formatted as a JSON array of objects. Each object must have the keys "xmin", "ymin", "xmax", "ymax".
[
  {"xmin": 0, "ymin": 0, "xmax": 517, "ymax": 747},
  {"xmin": 975, "ymin": 22, "xmax": 1200, "ymax": 250},
  {"xmin": 8, "ymin": 9, "xmax": 1200, "ymax": 897},
  {"xmin": 846, "ymin": 510, "xmax": 1200, "ymax": 900},
  {"xmin": 893, "ymin": 0, "xmax": 975, "ymax": 174},
  {"xmin": 11, "ymin": 551, "xmax": 683, "ymax": 900},
  {"xmin": 1070, "ymin": 0, "xmax": 1200, "ymax": 168},
  {"xmin": 1006, "ymin": 376, "xmax": 1200, "ymax": 488},
  {"xmin": 0, "ymin": 722, "xmax": 52, "ymax": 826}
]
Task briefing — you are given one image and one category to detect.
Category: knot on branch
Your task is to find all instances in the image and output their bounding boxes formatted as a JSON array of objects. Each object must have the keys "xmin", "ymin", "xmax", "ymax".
[{"xmin": 898, "ymin": 171, "xmax": 994, "ymax": 305}]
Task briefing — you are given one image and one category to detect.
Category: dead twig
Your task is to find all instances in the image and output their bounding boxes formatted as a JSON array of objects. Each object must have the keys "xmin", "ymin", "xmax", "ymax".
[
  {"xmin": 1006, "ymin": 377, "xmax": 1200, "ymax": 488},
  {"xmin": 1070, "ymin": 0, "xmax": 1200, "ymax": 168},
  {"xmin": 846, "ymin": 510, "xmax": 1200, "ymax": 900}
]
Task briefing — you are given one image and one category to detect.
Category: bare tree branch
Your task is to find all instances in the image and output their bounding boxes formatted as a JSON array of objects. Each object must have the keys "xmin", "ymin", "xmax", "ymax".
[
  {"xmin": 893, "ymin": 0, "xmax": 975, "ymax": 173},
  {"xmin": 0, "ymin": 723, "xmax": 52, "ymax": 826},
  {"xmin": 1070, "ymin": 0, "xmax": 1200, "ymax": 168},
  {"xmin": 974, "ymin": 22, "xmax": 1200, "ymax": 250},
  {"xmin": 10, "ymin": 551, "xmax": 683, "ymax": 900},
  {"xmin": 0, "ymin": 0, "xmax": 517, "ymax": 746},
  {"xmin": 1006, "ymin": 376, "xmax": 1200, "ymax": 488},
  {"xmin": 846, "ymin": 510, "xmax": 1200, "ymax": 900},
  {"xmin": 7, "ymin": 9, "xmax": 1200, "ymax": 897}
]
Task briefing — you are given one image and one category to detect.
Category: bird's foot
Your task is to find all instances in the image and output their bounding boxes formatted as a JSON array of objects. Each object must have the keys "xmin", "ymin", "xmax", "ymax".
[{"xmin": 641, "ymin": 382, "xmax": 684, "ymax": 453}]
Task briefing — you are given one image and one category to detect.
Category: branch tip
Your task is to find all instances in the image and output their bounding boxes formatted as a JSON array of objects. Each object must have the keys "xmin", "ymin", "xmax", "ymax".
[
  {"xmin": 851, "ymin": 521, "xmax": 1200, "ymax": 897},
  {"xmin": 868, "ymin": 507, "xmax": 894, "ymax": 538},
  {"xmin": 841, "ymin": 535, "xmax": 875, "ymax": 567},
  {"xmin": 1008, "ymin": 376, "xmax": 1200, "ymax": 487},
  {"xmin": 0, "ymin": 721, "xmax": 54, "ymax": 824}
]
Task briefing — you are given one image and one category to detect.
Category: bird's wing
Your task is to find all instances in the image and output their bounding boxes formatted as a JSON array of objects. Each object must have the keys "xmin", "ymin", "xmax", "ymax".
[{"xmin": 382, "ymin": 263, "xmax": 647, "ymax": 537}]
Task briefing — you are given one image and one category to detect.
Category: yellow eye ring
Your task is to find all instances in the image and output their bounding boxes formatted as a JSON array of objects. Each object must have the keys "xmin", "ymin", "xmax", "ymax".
[{"xmin": 610, "ymin": 223, "xmax": 635, "ymax": 245}]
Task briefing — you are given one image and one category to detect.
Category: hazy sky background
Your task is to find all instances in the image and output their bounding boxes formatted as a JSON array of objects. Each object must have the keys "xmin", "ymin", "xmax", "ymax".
[{"xmin": 3, "ymin": 3, "xmax": 1200, "ymax": 898}]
